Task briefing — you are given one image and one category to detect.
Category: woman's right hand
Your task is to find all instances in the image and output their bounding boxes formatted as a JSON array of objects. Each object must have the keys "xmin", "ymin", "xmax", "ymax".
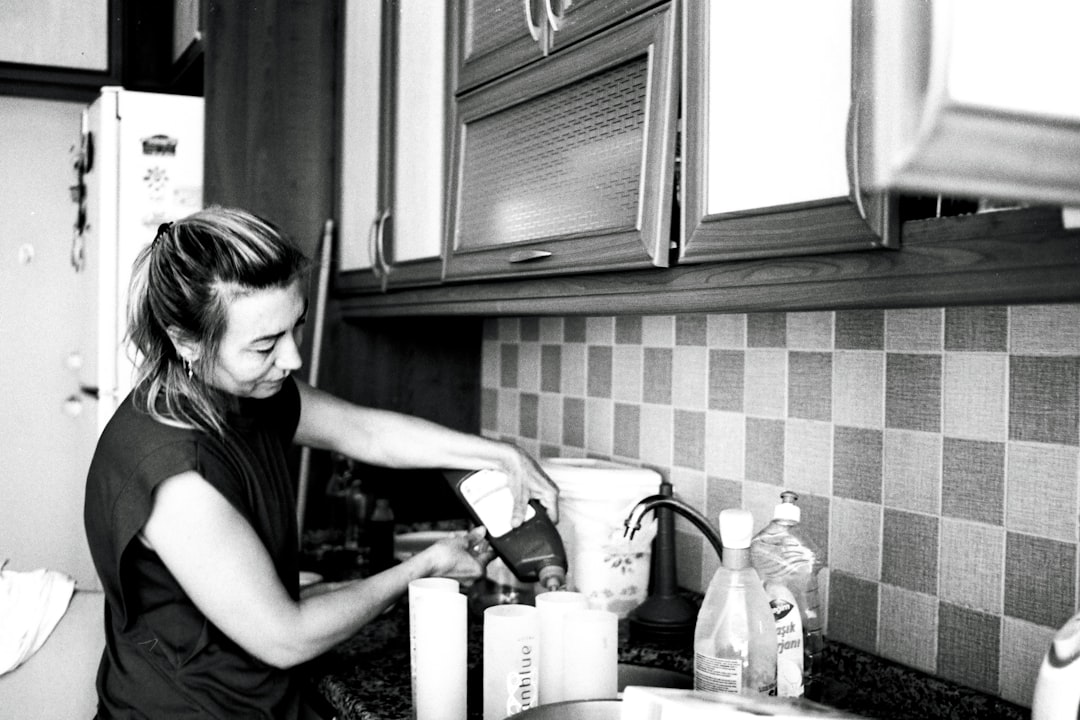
[{"xmin": 418, "ymin": 526, "xmax": 491, "ymax": 583}]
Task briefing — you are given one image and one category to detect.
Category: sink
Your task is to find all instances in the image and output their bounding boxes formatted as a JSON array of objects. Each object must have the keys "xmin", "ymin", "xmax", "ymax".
[{"xmin": 514, "ymin": 664, "xmax": 691, "ymax": 720}]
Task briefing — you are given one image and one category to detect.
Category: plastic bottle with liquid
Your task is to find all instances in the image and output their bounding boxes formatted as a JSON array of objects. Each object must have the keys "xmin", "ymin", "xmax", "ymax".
[
  {"xmin": 444, "ymin": 468, "xmax": 567, "ymax": 591},
  {"xmin": 694, "ymin": 508, "xmax": 777, "ymax": 696},
  {"xmin": 750, "ymin": 491, "xmax": 824, "ymax": 700}
]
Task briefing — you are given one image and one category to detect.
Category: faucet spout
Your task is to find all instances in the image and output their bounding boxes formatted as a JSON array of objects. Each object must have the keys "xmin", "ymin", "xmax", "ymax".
[{"xmin": 624, "ymin": 494, "xmax": 724, "ymax": 561}]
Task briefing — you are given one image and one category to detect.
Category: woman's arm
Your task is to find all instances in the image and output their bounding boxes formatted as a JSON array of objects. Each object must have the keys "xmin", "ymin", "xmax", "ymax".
[
  {"xmin": 292, "ymin": 379, "xmax": 558, "ymax": 523},
  {"xmin": 141, "ymin": 470, "xmax": 484, "ymax": 669}
]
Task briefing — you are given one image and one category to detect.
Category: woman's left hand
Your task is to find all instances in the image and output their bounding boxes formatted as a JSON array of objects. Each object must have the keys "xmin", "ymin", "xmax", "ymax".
[{"xmin": 419, "ymin": 526, "xmax": 492, "ymax": 583}]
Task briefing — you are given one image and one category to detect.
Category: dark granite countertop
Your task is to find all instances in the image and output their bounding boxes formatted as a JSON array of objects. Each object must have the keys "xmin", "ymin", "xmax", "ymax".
[{"xmin": 303, "ymin": 594, "xmax": 1030, "ymax": 720}]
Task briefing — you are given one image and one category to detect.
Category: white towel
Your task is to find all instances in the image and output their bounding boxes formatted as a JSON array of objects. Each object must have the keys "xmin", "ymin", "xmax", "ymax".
[{"xmin": 0, "ymin": 561, "xmax": 76, "ymax": 676}]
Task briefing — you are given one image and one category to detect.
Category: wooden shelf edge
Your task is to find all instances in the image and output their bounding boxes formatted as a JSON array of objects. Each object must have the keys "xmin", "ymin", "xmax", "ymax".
[{"xmin": 335, "ymin": 207, "xmax": 1080, "ymax": 318}]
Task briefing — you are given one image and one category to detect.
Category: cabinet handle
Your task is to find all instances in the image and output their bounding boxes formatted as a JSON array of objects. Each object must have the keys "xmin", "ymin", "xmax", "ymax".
[
  {"xmin": 508, "ymin": 249, "xmax": 553, "ymax": 263},
  {"xmin": 544, "ymin": 0, "xmax": 566, "ymax": 33},
  {"xmin": 370, "ymin": 209, "xmax": 392, "ymax": 292},
  {"xmin": 523, "ymin": 0, "xmax": 542, "ymax": 41}
]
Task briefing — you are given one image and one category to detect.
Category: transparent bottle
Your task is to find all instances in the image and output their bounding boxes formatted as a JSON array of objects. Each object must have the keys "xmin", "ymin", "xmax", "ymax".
[
  {"xmin": 750, "ymin": 491, "xmax": 824, "ymax": 700},
  {"xmin": 694, "ymin": 508, "xmax": 777, "ymax": 696}
]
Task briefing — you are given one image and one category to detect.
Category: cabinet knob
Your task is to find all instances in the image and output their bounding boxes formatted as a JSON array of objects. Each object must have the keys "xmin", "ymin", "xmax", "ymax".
[{"xmin": 508, "ymin": 249, "xmax": 553, "ymax": 264}]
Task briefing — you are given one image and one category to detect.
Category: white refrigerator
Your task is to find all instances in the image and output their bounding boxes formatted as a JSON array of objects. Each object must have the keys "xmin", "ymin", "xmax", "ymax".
[{"xmin": 0, "ymin": 88, "xmax": 203, "ymax": 717}]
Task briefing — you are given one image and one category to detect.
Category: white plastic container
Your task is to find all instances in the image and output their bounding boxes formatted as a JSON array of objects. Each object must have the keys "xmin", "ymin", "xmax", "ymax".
[{"xmin": 541, "ymin": 458, "xmax": 661, "ymax": 618}]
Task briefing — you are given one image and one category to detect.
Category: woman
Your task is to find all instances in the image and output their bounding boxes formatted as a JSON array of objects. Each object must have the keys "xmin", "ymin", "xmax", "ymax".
[{"xmin": 83, "ymin": 206, "xmax": 557, "ymax": 718}]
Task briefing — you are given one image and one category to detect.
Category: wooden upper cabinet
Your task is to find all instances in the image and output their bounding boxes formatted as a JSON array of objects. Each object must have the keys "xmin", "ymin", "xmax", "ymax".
[
  {"xmin": 444, "ymin": 3, "xmax": 679, "ymax": 282},
  {"xmin": 337, "ymin": 0, "xmax": 448, "ymax": 292},
  {"xmin": 680, "ymin": 1, "xmax": 896, "ymax": 264}
]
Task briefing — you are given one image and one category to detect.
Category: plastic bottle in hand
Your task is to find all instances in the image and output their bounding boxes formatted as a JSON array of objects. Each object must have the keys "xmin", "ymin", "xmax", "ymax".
[
  {"xmin": 694, "ymin": 508, "xmax": 777, "ymax": 696},
  {"xmin": 750, "ymin": 491, "xmax": 824, "ymax": 699}
]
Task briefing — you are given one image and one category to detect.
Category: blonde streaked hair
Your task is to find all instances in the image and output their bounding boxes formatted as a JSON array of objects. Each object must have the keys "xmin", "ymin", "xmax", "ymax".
[{"xmin": 126, "ymin": 206, "xmax": 311, "ymax": 435}]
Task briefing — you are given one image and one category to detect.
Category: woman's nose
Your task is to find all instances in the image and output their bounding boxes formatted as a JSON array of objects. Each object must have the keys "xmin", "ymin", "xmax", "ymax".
[{"xmin": 277, "ymin": 333, "xmax": 303, "ymax": 371}]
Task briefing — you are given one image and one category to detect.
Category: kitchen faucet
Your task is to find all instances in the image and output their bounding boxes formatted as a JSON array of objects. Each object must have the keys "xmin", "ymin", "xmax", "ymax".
[{"xmin": 624, "ymin": 492, "xmax": 724, "ymax": 561}]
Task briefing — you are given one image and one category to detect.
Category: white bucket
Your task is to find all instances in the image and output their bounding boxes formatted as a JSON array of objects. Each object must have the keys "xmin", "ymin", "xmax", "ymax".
[{"xmin": 542, "ymin": 458, "xmax": 662, "ymax": 618}]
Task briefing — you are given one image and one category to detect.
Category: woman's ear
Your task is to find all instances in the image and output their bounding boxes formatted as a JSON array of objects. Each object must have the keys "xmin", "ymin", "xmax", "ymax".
[{"xmin": 165, "ymin": 326, "xmax": 201, "ymax": 364}]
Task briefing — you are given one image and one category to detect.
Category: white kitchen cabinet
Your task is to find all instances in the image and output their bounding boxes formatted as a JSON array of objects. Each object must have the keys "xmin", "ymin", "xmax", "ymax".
[
  {"xmin": 456, "ymin": 0, "xmax": 663, "ymax": 94},
  {"xmin": 852, "ymin": 0, "xmax": 1080, "ymax": 206},
  {"xmin": 337, "ymin": 0, "xmax": 448, "ymax": 292},
  {"xmin": 444, "ymin": 2, "xmax": 678, "ymax": 282},
  {"xmin": 680, "ymin": 0, "xmax": 896, "ymax": 263}
]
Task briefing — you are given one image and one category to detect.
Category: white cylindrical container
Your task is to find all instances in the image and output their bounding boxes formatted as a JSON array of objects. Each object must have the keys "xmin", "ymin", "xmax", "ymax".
[
  {"xmin": 561, "ymin": 608, "xmax": 619, "ymax": 702},
  {"xmin": 483, "ymin": 604, "xmax": 539, "ymax": 720},
  {"xmin": 541, "ymin": 458, "xmax": 661, "ymax": 618},
  {"xmin": 535, "ymin": 590, "xmax": 589, "ymax": 705},
  {"xmin": 408, "ymin": 579, "xmax": 466, "ymax": 720}
]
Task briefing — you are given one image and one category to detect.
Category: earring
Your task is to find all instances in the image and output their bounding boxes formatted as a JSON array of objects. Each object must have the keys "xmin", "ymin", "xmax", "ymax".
[{"xmin": 183, "ymin": 358, "xmax": 194, "ymax": 380}]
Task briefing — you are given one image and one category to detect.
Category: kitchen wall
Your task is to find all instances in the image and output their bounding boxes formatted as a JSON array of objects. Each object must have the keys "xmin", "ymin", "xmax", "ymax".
[{"xmin": 480, "ymin": 305, "xmax": 1080, "ymax": 708}]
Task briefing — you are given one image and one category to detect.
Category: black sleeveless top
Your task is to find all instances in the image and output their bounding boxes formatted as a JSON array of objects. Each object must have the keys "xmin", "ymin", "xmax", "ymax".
[{"xmin": 84, "ymin": 378, "xmax": 302, "ymax": 719}]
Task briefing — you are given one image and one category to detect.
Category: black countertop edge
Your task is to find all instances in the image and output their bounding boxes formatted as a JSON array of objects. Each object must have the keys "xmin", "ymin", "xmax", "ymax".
[{"xmin": 305, "ymin": 595, "xmax": 1031, "ymax": 720}]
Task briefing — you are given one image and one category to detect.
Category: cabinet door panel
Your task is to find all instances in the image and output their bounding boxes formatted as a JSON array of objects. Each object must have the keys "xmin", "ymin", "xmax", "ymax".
[
  {"xmin": 680, "ymin": 0, "xmax": 893, "ymax": 263},
  {"xmin": 457, "ymin": 0, "xmax": 546, "ymax": 94},
  {"xmin": 445, "ymin": 4, "xmax": 678, "ymax": 281},
  {"xmin": 544, "ymin": 0, "xmax": 664, "ymax": 53}
]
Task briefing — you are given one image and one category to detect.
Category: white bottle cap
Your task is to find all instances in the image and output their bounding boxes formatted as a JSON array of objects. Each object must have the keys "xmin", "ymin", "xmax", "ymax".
[
  {"xmin": 773, "ymin": 490, "xmax": 801, "ymax": 522},
  {"xmin": 719, "ymin": 508, "xmax": 754, "ymax": 549}
]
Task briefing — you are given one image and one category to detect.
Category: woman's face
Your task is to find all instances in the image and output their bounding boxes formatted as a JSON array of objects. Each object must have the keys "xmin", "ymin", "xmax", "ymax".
[{"xmin": 204, "ymin": 280, "xmax": 307, "ymax": 399}]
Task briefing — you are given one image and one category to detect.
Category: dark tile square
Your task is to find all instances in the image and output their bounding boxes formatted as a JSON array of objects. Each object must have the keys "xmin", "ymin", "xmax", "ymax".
[
  {"xmin": 674, "ymin": 409, "xmax": 706, "ymax": 471},
  {"xmin": 482, "ymin": 388, "xmax": 498, "ymax": 433},
  {"xmin": 676, "ymin": 315, "xmax": 708, "ymax": 346},
  {"xmin": 833, "ymin": 426, "xmax": 883, "ymax": 504},
  {"xmin": 1005, "ymin": 532, "xmax": 1076, "ymax": 627},
  {"xmin": 562, "ymin": 397, "xmax": 585, "ymax": 448},
  {"xmin": 483, "ymin": 320, "xmax": 498, "ymax": 340},
  {"xmin": 1009, "ymin": 356, "xmax": 1080, "ymax": 445},
  {"xmin": 944, "ymin": 306, "xmax": 1008, "ymax": 351},
  {"xmin": 789, "ymin": 352, "xmax": 832, "ymax": 421},
  {"xmin": 748, "ymin": 312, "xmax": 787, "ymax": 348},
  {"xmin": 706, "ymin": 476, "xmax": 743, "ymax": 519},
  {"xmin": 643, "ymin": 347, "xmax": 673, "ymax": 404},
  {"xmin": 796, "ymin": 493, "xmax": 830, "ymax": 567},
  {"xmin": 745, "ymin": 418, "xmax": 784, "ymax": 485},
  {"xmin": 564, "ymin": 316, "xmax": 587, "ymax": 343},
  {"xmin": 613, "ymin": 403, "xmax": 640, "ymax": 458},
  {"xmin": 587, "ymin": 346, "xmax": 612, "ymax": 399},
  {"xmin": 942, "ymin": 438, "xmax": 1005, "ymax": 525},
  {"xmin": 615, "ymin": 316, "xmax": 643, "ymax": 344},
  {"xmin": 500, "ymin": 344, "xmax": 519, "ymax": 389},
  {"xmin": 519, "ymin": 392, "xmax": 539, "ymax": 439},
  {"xmin": 520, "ymin": 317, "xmax": 540, "ymax": 342},
  {"xmin": 709, "ymin": 349, "xmax": 744, "ymax": 412},
  {"xmin": 836, "ymin": 310, "xmax": 884, "ymax": 350},
  {"xmin": 886, "ymin": 353, "xmax": 942, "ymax": 432},
  {"xmin": 828, "ymin": 571, "xmax": 879, "ymax": 653},
  {"xmin": 938, "ymin": 602, "xmax": 1001, "ymax": 694},
  {"xmin": 882, "ymin": 508, "xmax": 938, "ymax": 595},
  {"xmin": 541, "ymin": 344, "xmax": 562, "ymax": 393}
]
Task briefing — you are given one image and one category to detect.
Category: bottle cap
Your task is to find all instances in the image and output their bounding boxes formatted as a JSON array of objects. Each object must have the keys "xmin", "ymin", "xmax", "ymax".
[
  {"xmin": 719, "ymin": 508, "xmax": 754, "ymax": 549},
  {"xmin": 774, "ymin": 491, "xmax": 801, "ymax": 522}
]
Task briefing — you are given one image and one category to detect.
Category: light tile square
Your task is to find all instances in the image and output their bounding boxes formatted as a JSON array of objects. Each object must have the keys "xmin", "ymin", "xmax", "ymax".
[
  {"xmin": 643, "ymin": 347, "xmax": 673, "ymax": 405},
  {"xmin": 642, "ymin": 315, "xmax": 675, "ymax": 346},
  {"xmin": 883, "ymin": 429, "xmax": 941, "ymax": 515},
  {"xmin": 783, "ymin": 419, "xmax": 832, "ymax": 497},
  {"xmin": 939, "ymin": 518, "xmax": 1004, "ymax": 614},
  {"xmin": 481, "ymin": 339, "xmax": 500, "ymax": 389},
  {"xmin": 1004, "ymin": 531, "xmax": 1076, "ymax": 628},
  {"xmin": 789, "ymin": 351, "xmax": 832, "ymax": 421},
  {"xmin": 1010, "ymin": 304, "xmax": 1080, "ymax": 355},
  {"xmin": 612, "ymin": 346, "xmax": 643, "ymax": 403},
  {"xmin": 585, "ymin": 397, "xmax": 613, "ymax": 457},
  {"xmin": 673, "ymin": 346, "xmax": 708, "ymax": 410},
  {"xmin": 938, "ymin": 602, "xmax": 1000, "ymax": 695},
  {"xmin": 885, "ymin": 353, "xmax": 942, "ymax": 432},
  {"xmin": 747, "ymin": 312, "xmax": 787, "ymax": 347},
  {"xmin": 999, "ymin": 618, "xmax": 1056, "ymax": 707},
  {"xmin": 942, "ymin": 438, "xmax": 1005, "ymax": 526},
  {"xmin": 787, "ymin": 311, "xmax": 833, "ymax": 350},
  {"xmin": 833, "ymin": 351, "xmax": 884, "ymax": 428},
  {"xmin": 830, "ymin": 498, "xmax": 881, "ymax": 581},
  {"xmin": 709, "ymin": 349, "xmax": 744, "ymax": 412},
  {"xmin": 943, "ymin": 352, "xmax": 1008, "ymax": 441},
  {"xmin": 518, "ymin": 342, "xmax": 541, "ymax": 393},
  {"xmin": 613, "ymin": 403, "xmax": 640, "ymax": 460},
  {"xmin": 561, "ymin": 342, "xmax": 586, "ymax": 397},
  {"xmin": 705, "ymin": 411, "xmax": 745, "ymax": 481},
  {"xmin": 1006, "ymin": 442, "xmax": 1078, "ymax": 542},
  {"xmin": 670, "ymin": 467, "xmax": 707, "ymax": 526},
  {"xmin": 745, "ymin": 417, "xmax": 784, "ymax": 485},
  {"xmin": 945, "ymin": 306, "xmax": 1008, "ymax": 351},
  {"xmin": 886, "ymin": 308, "xmax": 942, "ymax": 352},
  {"xmin": 744, "ymin": 348, "xmax": 786, "ymax": 418},
  {"xmin": 878, "ymin": 585, "xmax": 938, "ymax": 673},
  {"xmin": 586, "ymin": 316, "xmax": 614, "ymax": 345},
  {"xmin": 707, "ymin": 313, "xmax": 746, "ymax": 348},
  {"xmin": 882, "ymin": 508, "xmax": 939, "ymax": 595},
  {"xmin": 539, "ymin": 393, "xmax": 563, "ymax": 446},
  {"xmin": 539, "ymin": 317, "xmax": 563, "ymax": 342},
  {"xmin": 497, "ymin": 389, "xmax": 520, "ymax": 436},
  {"xmin": 833, "ymin": 426, "xmax": 883, "ymax": 504},
  {"xmin": 640, "ymin": 404, "xmax": 674, "ymax": 469}
]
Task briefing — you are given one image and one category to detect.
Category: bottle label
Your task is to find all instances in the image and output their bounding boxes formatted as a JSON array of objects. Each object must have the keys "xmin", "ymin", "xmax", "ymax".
[
  {"xmin": 694, "ymin": 652, "xmax": 741, "ymax": 694},
  {"xmin": 768, "ymin": 584, "xmax": 805, "ymax": 698}
]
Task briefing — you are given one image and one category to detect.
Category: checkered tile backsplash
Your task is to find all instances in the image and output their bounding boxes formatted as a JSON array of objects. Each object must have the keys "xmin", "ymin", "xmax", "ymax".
[{"xmin": 480, "ymin": 306, "xmax": 1080, "ymax": 708}]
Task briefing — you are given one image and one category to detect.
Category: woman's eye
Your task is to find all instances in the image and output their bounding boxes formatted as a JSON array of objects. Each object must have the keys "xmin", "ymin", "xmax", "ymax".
[{"xmin": 255, "ymin": 346, "xmax": 274, "ymax": 356}]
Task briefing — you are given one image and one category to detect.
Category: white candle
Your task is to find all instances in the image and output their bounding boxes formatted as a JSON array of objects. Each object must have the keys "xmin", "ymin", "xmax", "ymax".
[
  {"xmin": 483, "ymin": 604, "xmax": 539, "ymax": 720},
  {"xmin": 409, "ymin": 578, "xmax": 466, "ymax": 720},
  {"xmin": 561, "ymin": 608, "xmax": 619, "ymax": 702},
  {"xmin": 535, "ymin": 591, "xmax": 589, "ymax": 705}
]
